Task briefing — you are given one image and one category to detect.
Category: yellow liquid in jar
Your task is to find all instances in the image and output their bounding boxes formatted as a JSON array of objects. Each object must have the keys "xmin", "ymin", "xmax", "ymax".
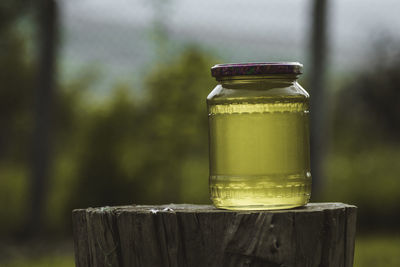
[{"xmin": 208, "ymin": 98, "xmax": 311, "ymax": 210}]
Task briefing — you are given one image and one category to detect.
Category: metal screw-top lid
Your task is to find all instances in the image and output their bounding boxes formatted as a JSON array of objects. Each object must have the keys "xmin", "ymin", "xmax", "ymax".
[{"xmin": 211, "ymin": 62, "xmax": 303, "ymax": 78}]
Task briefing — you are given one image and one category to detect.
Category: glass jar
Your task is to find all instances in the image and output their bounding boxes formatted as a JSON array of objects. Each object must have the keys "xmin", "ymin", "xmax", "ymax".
[{"xmin": 207, "ymin": 62, "xmax": 311, "ymax": 210}]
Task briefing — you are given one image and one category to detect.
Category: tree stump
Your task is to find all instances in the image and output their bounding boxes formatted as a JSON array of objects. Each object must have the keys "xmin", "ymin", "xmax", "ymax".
[{"xmin": 72, "ymin": 203, "xmax": 356, "ymax": 267}]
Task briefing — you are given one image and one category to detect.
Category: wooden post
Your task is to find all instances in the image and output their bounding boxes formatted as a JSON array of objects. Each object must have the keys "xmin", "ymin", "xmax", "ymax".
[{"xmin": 72, "ymin": 203, "xmax": 356, "ymax": 267}]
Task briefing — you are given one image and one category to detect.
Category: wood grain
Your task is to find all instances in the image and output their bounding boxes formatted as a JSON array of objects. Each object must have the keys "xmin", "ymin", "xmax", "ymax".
[{"xmin": 72, "ymin": 203, "xmax": 357, "ymax": 267}]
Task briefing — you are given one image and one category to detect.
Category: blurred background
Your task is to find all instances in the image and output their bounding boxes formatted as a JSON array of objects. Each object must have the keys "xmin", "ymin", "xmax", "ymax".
[{"xmin": 1, "ymin": 0, "xmax": 400, "ymax": 266}]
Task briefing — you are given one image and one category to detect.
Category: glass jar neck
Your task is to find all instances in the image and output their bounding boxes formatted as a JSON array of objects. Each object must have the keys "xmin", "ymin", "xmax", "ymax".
[{"xmin": 217, "ymin": 74, "xmax": 299, "ymax": 89}]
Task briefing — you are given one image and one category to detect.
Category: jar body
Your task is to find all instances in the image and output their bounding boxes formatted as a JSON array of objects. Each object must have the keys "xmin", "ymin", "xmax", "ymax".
[{"xmin": 207, "ymin": 76, "xmax": 311, "ymax": 210}]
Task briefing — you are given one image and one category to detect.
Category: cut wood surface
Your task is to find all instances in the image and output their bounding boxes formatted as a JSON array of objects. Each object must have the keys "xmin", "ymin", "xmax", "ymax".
[{"xmin": 72, "ymin": 203, "xmax": 357, "ymax": 267}]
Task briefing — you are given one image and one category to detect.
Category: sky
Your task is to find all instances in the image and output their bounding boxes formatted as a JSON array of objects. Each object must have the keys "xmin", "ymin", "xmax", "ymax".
[{"xmin": 58, "ymin": 0, "xmax": 400, "ymax": 92}]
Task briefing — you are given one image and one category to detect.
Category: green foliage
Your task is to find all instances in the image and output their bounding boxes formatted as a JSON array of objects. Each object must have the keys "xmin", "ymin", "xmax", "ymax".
[
  {"xmin": 324, "ymin": 145, "xmax": 400, "ymax": 228},
  {"xmin": 333, "ymin": 40, "xmax": 400, "ymax": 144},
  {"xmin": 0, "ymin": 3, "xmax": 35, "ymax": 235},
  {"xmin": 0, "ymin": 1, "xmax": 89, "ymax": 235},
  {"xmin": 0, "ymin": 22, "xmax": 34, "ymax": 164},
  {"xmin": 0, "ymin": 164, "xmax": 29, "ymax": 233},
  {"xmin": 0, "ymin": 6, "xmax": 218, "ymax": 234},
  {"xmin": 62, "ymin": 48, "xmax": 218, "ymax": 219},
  {"xmin": 323, "ymin": 40, "xmax": 400, "ymax": 228}
]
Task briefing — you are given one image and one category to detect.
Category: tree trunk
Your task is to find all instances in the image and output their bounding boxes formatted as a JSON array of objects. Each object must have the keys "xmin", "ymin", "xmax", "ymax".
[
  {"xmin": 27, "ymin": 0, "xmax": 58, "ymax": 237},
  {"xmin": 310, "ymin": 0, "xmax": 329, "ymax": 198},
  {"xmin": 72, "ymin": 203, "xmax": 357, "ymax": 267}
]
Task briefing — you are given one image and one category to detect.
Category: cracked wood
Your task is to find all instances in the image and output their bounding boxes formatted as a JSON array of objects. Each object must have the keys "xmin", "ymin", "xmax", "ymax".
[{"xmin": 72, "ymin": 203, "xmax": 357, "ymax": 267}]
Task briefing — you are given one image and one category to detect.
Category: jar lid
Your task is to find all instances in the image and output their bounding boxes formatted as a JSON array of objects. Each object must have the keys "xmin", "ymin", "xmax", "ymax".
[{"xmin": 211, "ymin": 62, "xmax": 303, "ymax": 78}]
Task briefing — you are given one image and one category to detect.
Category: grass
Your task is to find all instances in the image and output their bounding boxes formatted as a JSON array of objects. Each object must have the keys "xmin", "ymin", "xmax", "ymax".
[
  {"xmin": 0, "ymin": 241, "xmax": 74, "ymax": 267},
  {"xmin": 1, "ymin": 255, "xmax": 74, "ymax": 267},
  {"xmin": 354, "ymin": 233, "xmax": 400, "ymax": 267}
]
